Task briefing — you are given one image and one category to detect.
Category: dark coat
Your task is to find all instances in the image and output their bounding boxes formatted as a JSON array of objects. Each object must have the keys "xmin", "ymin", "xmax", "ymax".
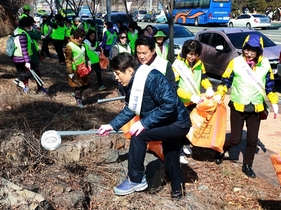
[{"xmin": 110, "ymin": 69, "xmax": 190, "ymax": 130}]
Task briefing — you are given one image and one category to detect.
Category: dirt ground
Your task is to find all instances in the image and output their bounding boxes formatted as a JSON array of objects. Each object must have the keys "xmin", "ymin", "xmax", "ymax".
[{"xmin": 0, "ymin": 36, "xmax": 281, "ymax": 209}]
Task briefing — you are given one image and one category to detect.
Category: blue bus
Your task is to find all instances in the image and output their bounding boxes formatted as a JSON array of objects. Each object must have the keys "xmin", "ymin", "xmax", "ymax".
[{"xmin": 173, "ymin": 0, "xmax": 232, "ymax": 26}]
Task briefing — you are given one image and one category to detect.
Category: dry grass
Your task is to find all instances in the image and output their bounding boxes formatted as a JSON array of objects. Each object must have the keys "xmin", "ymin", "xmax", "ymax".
[{"xmin": 0, "ymin": 37, "xmax": 281, "ymax": 209}]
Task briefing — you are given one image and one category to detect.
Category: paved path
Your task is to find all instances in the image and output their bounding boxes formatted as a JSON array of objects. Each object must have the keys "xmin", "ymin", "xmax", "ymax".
[{"xmin": 223, "ymin": 94, "xmax": 281, "ymax": 187}]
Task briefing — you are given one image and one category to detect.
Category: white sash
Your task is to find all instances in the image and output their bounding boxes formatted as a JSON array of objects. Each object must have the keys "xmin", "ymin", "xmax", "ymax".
[
  {"xmin": 172, "ymin": 59, "xmax": 200, "ymax": 95},
  {"xmin": 128, "ymin": 65, "xmax": 153, "ymax": 116},
  {"xmin": 237, "ymin": 56, "xmax": 266, "ymax": 98}
]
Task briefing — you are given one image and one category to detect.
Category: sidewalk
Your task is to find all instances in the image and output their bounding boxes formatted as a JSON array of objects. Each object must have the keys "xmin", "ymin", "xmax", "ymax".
[{"xmin": 223, "ymin": 94, "xmax": 281, "ymax": 187}]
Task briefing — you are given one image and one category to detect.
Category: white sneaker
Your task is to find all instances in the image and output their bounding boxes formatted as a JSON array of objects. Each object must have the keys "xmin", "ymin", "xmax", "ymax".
[
  {"xmin": 13, "ymin": 79, "xmax": 25, "ymax": 88},
  {"xmin": 179, "ymin": 155, "xmax": 189, "ymax": 164},
  {"xmin": 182, "ymin": 145, "xmax": 192, "ymax": 155}
]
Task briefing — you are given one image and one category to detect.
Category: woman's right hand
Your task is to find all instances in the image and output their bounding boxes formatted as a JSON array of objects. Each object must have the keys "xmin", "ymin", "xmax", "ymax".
[{"xmin": 98, "ymin": 124, "xmax": 113, "ymax": 135}]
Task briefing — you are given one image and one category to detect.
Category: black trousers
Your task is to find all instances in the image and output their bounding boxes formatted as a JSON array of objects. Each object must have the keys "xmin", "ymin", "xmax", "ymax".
[
  {"xmin": 91, "ymin": 63, "xmax": 103, "ymax": 87},
  {"xmin": 128, "ymin": 123, "xmax": 189, "ymax": 193},
  {"xmin": 74, "ymin": 84, "xmax": 90, "ymax": 100},
  {"xmin": 40, "ymin": 38, "xmax": 51, "ymax": 57},
  {"xmin": 224, "ymin": 108, "xmax": 261, "ymax": 166},
  {"xmin": 52, "ymin": 39, "xmax": 65, "ymax": 63},
  {"xmin": 15, "ymin": 62, "xmax": 32, "ymax": 84}
]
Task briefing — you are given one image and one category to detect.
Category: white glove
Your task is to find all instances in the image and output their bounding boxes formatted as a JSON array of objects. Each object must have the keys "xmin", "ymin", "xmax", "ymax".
[
  {"xmin": 98, "ymin": 124, "xmax": 113, "ymax": 135},
  {"xmin": 130, "ymin": 121, "xmax": 145, "ymax": 136},
  {"xmin": 68, "ymin": 73, "xmax": 74, "ymax": 79},
  {"xmin": 272, "ymin": 104, "xmax": 278, "ymax": 119},
  {"xmin": 25, "ymin": 63, "xmax": 30, "ymax": 70},
  {"xmin": 87, "ymin": 61, "xmax": 91, "ymax": 67},
  {"xmin": 190, "ymin": 95, "xmax": 204, "ymax": 104},
  {"xmin": 41, "ymin": 35, "xmax": 46, "ymax": 39},
  {"xmin": 205, "ymin": 87, "xmax": 214, "ymax": 98},
  {"xmin": 213, "ymin": 95, "xmax": 222, "ymax": 103}
]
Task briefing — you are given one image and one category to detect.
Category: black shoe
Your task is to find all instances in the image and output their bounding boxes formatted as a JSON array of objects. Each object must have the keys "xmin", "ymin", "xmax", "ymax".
[
  {"xmin": 215, "ymin": 152, "xmax": 224, "ymax": 165},
  {"xmin": 171, "ymin": 190, "xmax": 183, "ymax": 199},
  {"xmin": 242, "ymin": 164, "xmax": 256, "ymax": 178}
]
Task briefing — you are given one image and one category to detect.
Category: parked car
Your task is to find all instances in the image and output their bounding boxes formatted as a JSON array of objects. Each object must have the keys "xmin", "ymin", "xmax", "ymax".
[
  {"xmin": 228, "ymin": 13, "xmax": 271, "ymax": 30},
  {"xmin": 78, "ymin": 8, "xmax": 92, "ymax": 21},
  {"xmin": 195, "ymin": 27, "xmax": 281, "ymax": 77},
  {"xmin": 132, "ymin": 10, "xmax": 147, "ymax": 22},
  {"xmin": 153, "ymin": 24, "xmax": 195, "ymax": 56},
  {"xmin": 61, "ymin": 8, "xmax": 77, "ymax": 20},
  {"xmin": 142, "ymin": 14, "xmax": 156, "ymax": 22},
  {"xmin": 104, "ymin": 12, "xmax": 133, "ymax": 28},
  {"xmin": 155, "ymin": 13, "xmax": 168, "ymax": 23}
]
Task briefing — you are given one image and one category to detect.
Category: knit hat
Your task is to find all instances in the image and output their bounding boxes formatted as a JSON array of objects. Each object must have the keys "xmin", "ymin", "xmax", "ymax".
[
  {"xmin": 243, "ymin": 34, "xmax": 264, "ymax": 53},
  {"xmin": 154, "ymin": 30, "xmax": 167, "ymax": 38}
]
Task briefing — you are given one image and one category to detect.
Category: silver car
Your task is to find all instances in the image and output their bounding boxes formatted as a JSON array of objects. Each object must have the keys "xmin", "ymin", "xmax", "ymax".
[
  {"xmin": 153, "ymin": 24, "xmax": 195, "ymax": 56},
  {"xmin": 195, "ymin": 27, "xmax": 281, "ymax": 77}
]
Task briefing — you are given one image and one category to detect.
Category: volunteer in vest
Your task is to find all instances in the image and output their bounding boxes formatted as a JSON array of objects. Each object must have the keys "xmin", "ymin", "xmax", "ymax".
[
  {"xmin": 40, "ymin": 14, "xmax": 52, "ymax": 59},
  {"xmin": 100, "ymin": 21, "xmax": 117, "ymax": 57},
  {"xmin": 153, "ymin": 30, "xmax": 169, "ymax": 60},
  {"xmin": 110, "ymin": 32, "xmax": 132, "ymax": 96},
  {"xmin": 20, "ymin": 5, "xmax": 31, "ymax": 20},
  {"xmin": 27, "ymin": 16, "xmax": 49, "ymax": 93},
  {"xmin": 65, "ymin": 28, "xmax": 91, "ymax": 108},
  {"xmin": 48, "ymin": 14, "xmax": 66, "ymax": 65},
  {"xmin": 110, "ymin": 32, "xmax": 132, "ymax": 59},
  {"xmin": 127, "ymin": 22, "xmax": 138, "ymax": 54},
  {"xmin": 98, "ymin": 52, "xmax": 191, "ymax": 199},
  {"xmin": 135, "ymin": 35, "xmax": 175, "ymax": 87},
  {"xmin": 172, "ymin": 40, "xmax": 214, "ymax": 164},
  {"xmin": 13, "ymin": 16, "xmax": 48, "ymax": 93},
  {"xmin": 214, "ymin": 34, "xmax": 279, "ymax": 178},
  {"xmin": 84, "ymin": 30, "xmax": 107, "ymax": 91}
]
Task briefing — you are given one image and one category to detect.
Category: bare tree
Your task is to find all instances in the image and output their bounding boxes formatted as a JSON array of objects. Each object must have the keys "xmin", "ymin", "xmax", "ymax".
[{"xmin": 158, "ymin": 0, "xmax": 175, "ymax": 62}]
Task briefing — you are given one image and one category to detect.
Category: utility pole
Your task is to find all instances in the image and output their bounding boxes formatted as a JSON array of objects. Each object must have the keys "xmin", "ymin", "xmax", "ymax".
[{"xmin": 106, "ymin": 0, "xmax": 111, "ymax": 21}]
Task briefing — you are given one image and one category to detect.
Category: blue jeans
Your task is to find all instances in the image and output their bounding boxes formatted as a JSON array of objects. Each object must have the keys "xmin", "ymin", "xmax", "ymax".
[{"xmin": 128, "ymin": 123, "xmax": 189, "ymax": 193}]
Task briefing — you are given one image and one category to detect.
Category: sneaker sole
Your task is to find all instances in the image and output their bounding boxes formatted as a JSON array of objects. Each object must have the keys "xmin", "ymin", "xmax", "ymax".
[{"xmin": 113, "ymin": 182, "xmax": 148, "ymax": 196}]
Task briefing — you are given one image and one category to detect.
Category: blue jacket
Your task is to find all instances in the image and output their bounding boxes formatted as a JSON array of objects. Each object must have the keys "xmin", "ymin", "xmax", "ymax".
[{"xmin": 110, "ymin": 68, "xmax": 191, "ymax": 130}]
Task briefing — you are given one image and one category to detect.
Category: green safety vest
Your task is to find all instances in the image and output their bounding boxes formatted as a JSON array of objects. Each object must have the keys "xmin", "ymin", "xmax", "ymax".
[
  {"xmin": 155, "ymin": 43, "xmax": 169, "ymax": 60},
  {"xmin": 127, "ymin": 32, "xmax": 138, "ymax": 53},
  {"xmin": 116, "ymin": 44, "xmax": 131, "ymax": 54},
  {"xmin": 52, "ymin": 24, "xmax": 66, "ymax": 40},
  {"xmin": 84, "ymin": 41, "xmax": 99, "ymax": 64},
  {"xmin": 105, "ymin": 30, "xmax": 117, "ymax": 46},
  {"xmin": 14, "ymin": 27, "xmax": 33, "ymax": 57},
  {"xmin": 175, "ymin": 59, "xmax": 202, "ymax": 104},
  {"xmin": 230, "ymin": 56, "xmax": 269, "ymax": 105},
  {"xmin": 41, "ymin": 23, "xmax": 49, "ymax": 35},
  {"xmin": 65, "ymin": 26, "xmax": 72, "ymax": 37},
  {"xmin": 67, "ymin": 42, "xmax": 86, "ymax": 70}
]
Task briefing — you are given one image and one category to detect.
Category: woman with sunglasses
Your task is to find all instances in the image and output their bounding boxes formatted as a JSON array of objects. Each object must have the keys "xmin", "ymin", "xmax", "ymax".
[
  {"xmin": 110, "ymin": 32, "xmax": 132, "ymax": 96},
  {"xmin": 110, "ymin": 32, "xmax": 132, "ymax": 59}
]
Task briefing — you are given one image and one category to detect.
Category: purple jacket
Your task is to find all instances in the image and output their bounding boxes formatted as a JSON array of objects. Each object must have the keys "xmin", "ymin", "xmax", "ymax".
[{"xmin": 12, "ymin": 30, "xmax": 30, "ymax": 64}]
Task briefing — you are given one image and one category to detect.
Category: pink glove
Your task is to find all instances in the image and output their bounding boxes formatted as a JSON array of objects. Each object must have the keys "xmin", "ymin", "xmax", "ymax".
[
  {"xmin": 98, "ymin": 124, "xmax": 113, "ymax": 135},
  {"xmin": 130, "ymin": 121, "xmax": 145, "ymax": 136}
]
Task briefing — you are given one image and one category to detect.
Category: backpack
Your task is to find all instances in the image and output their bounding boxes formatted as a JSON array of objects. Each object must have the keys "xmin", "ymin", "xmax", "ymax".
[{"xmin": 6, "ymin": 34, "xmax": 21, "ymax": 57}]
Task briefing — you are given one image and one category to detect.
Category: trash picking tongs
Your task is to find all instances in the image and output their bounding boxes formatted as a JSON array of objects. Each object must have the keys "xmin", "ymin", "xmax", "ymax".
[{"xmin": 30, "ymin": 69, "xmax": 44, "ymax": 87}]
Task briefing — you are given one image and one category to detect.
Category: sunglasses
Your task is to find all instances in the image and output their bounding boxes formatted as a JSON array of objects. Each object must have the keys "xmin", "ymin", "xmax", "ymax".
[{"xmin": 120, "ymin": 36, "xmax": 127, "ymax": 39}]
